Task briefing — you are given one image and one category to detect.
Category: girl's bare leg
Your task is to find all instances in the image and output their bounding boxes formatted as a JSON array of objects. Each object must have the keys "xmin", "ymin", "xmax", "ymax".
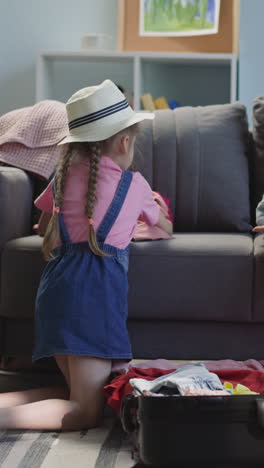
[
  {"xmin": 0, "ymin": 354, "xmax": 70, "ymax": 408},
  {"xmin": 0, "ymin": 355, "xmax": 112, "ymax": 430},
  {"xmin": 55, "ymin": 354, "xmax": 70, "ymax": 387},
  {"xmin": 0, "ymin": 386, "xmax": 68, "ymax": 408}
]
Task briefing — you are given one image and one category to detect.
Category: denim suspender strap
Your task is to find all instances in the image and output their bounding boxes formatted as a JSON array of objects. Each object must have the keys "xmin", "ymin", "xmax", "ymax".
[
  {"xmin": 96, "ymin": 171, "xmax": 133, "ymax": 243},
  {"xmin": 52, "ymin": 177, "xmax": 71, "ymax": 244}
]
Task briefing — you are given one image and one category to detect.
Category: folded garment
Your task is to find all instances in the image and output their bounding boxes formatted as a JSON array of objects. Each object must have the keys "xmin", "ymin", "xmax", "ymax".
[
  {"xmin": 0, "ymin": 100, "xmax": 67, "ymax": 147},
  {"xmin": 0, "ymin": 143, "xmax": 61, "ymax": 180},
  {"xmin": 182, "ymin": 387, "xmax": 230, "ymax": 396},
  {"xmin": 105, "ymin": 368, "xmax": 172, "ymax": 411},
  {"xmin": 142, "ymin": 388, "xmax": 230, "ymax": 397},
  {"xmin": 129, "ymin": 363, "xmax": 224, "ymax": 396},
  {"xmin": 0, "ymin": 101, "xmax": 67, "ymax": 179}
]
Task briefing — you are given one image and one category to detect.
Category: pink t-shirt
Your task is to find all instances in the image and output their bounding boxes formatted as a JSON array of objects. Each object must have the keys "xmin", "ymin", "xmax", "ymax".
[{"xmin": 34, "ymin": 156, "xmax": 160, "ymax": 249}]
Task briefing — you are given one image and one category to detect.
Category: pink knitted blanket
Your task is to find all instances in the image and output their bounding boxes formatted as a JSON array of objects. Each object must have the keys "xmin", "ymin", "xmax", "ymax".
[
  {"xmin": 0, "ymin": 100, "xmax": 68, "ymax": 179},
  {"xmin": 0, "ymin": 100, "xmax": 67, "ymax": 147}
]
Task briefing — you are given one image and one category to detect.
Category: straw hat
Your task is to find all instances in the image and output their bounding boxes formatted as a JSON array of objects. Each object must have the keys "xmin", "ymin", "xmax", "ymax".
[{"xmin": 58, "ymin": 79, "xmax": 154, "ymax": 145}]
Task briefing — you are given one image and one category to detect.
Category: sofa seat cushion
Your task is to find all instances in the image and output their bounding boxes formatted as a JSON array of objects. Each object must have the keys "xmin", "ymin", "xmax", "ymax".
[
  {"xmin": 128, "ymin": 234, "xmax": 253, "ymax": 322},
  {"xmin": 1, "ymin": 234, "xmax": 253, "ymax": 322}
]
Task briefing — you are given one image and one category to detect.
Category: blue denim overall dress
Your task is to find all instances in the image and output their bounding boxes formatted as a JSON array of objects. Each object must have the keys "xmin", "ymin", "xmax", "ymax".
[{"xmin": 32, "ymin": 171, "xmax": 133, "ymax": 362}]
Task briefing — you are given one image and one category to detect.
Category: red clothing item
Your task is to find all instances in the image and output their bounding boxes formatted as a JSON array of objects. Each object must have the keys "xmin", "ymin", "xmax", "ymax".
[
  {"xmin": 158, "ymin": 193, "xmax": 173, "ymax": 223},
  {"xmin": 104, "ymin": 367, "xmax": 264, "ymax": 412},
  {"xmin": 216, "ymin": 369, "xmax": 264, "ymax": 393},
  {"xmin": 104, "ymin": 368, "xmax": 173, "ymax": 411}
]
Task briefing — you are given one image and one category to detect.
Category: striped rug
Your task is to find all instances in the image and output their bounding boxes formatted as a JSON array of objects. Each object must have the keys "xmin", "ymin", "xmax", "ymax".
[{"xmin": 0, "ymin": 418, "xmax": 139, "ymax": 468}]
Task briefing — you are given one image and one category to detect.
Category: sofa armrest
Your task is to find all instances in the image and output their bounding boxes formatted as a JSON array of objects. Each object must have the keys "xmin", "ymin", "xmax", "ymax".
[{"xmin": 0, "ymin": 167, "xmax": 33, "ymax": 248}]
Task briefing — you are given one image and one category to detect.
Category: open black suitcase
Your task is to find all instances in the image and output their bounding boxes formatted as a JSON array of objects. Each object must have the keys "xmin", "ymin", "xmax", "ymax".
[{"xmin": 121, "ymin": 393, "xmax": 264, "ymax": 466}]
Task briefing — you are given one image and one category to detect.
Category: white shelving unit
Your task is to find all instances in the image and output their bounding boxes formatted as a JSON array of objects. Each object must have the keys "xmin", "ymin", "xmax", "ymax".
[{"xmin": 36, "ymin": 50, "xmax": 237, "ymax": 110}]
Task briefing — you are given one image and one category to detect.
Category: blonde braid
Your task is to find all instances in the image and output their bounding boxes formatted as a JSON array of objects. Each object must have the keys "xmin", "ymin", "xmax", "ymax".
[
  {"xmin": 42, "ymin": 145, "xmax": 74, "ymax": 260},
  {"xmin": 85, "ymin": 142, "xmax": 108, "ymax": 256}
]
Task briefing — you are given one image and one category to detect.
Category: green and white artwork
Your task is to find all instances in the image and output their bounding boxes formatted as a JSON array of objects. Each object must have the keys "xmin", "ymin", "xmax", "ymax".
[{"xmin": 139, "ymin": 0, "xmax": 221, "ymax": 36}]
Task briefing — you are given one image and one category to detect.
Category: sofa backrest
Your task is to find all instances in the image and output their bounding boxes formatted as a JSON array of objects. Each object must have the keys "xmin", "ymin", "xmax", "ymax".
[{"xmin": 135, "ymin": 104, "xmax": 252, "ymax": 232}]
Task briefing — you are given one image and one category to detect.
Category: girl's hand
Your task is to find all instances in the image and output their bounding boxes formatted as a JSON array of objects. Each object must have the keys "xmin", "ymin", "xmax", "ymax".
[
  {"xmin": 35, "ymin": 212, "xmax": 52, "ymax": 237},
  {"xmin": 252, "ymin": 226, "xmax": 264, "ymax": 233},
  {"xmin": 156, "ymin": 212, "xmax": 173, "ymax": 236}
]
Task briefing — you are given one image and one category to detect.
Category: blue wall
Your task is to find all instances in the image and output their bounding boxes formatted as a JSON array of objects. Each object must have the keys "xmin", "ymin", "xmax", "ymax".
[
  {"xmin": 0, "ymin": 0, "xmax": 118, "ymax": 115},
  {"xmin": 2, "ymin": 1, "xmax": 263, "ymax": 118},
  {"xmin": 239, "ymin": 0, "xmax": 264, "ymax": 123}
]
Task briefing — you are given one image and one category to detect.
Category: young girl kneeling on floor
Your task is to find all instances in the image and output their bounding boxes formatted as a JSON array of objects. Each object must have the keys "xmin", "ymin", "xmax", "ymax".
[{"xmin": 0, "ymin": 80, "xmax": 172, "ymax": 431}]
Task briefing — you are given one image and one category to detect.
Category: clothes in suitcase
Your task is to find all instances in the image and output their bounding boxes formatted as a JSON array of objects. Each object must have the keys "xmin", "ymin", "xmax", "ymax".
[{"xmin": 120, "ymin": 364, "xmax": 264, "ymax": 466}]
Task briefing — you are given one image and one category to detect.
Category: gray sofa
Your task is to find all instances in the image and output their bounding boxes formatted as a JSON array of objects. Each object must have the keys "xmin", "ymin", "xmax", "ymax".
[{"xmin": 1, "ymin": 101, "xmax": 264, "ymax": 364}]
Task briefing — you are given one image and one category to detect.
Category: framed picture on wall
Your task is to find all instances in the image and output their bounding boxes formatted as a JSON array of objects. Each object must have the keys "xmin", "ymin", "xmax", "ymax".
[
  {"xmin": 117, "ymin": 0, "xmax": 239, "ymax": 53},
  {"xmin": 139, "ymin": 0, "xmax": 221, "ymax": 37}
]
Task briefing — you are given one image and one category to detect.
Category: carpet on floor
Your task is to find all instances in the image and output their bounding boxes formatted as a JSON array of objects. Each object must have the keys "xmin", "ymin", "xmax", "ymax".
[{"xmin": 0, "ymin": 418, "xmax": 142, "ymax": 468}]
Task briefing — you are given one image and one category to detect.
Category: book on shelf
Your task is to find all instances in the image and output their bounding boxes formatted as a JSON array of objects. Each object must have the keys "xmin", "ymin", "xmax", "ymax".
[
  {"xmin": 168, "ymin": 99, "xmax": 180, "ymax": 109},
  {"xmin": 141, "ymin": 94, "xmax": 156, "ymax": 112},
  {"xmin": 154, "ymin": 97, "xmax": 170, "ymax": 109}
]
